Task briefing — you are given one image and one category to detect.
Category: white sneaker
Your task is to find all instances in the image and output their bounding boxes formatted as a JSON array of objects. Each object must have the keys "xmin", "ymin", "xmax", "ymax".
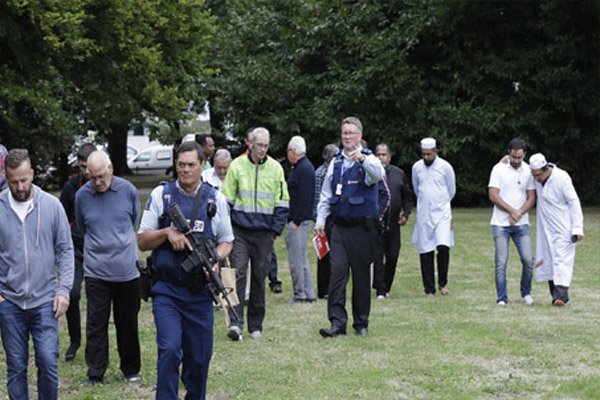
[
  {"xmin": 523, "ymin": 295, "xmax": 534, "ymax": 306},
  {"xmin": 497, "ymin": 300, "xmax": 507, "ymax": 306},
  {"xmin": 377, "ymin": 295, "xmax": 385, "ymax": 300},
  {"xmin": 249, "ymin": 330, "xmax": 262, "ymax": 339}
]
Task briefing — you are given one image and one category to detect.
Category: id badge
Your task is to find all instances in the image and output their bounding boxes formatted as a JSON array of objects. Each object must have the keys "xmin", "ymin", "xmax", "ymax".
[{"xmin": 335, "ymin": 183, "xmax": 343, "ymax": 196}]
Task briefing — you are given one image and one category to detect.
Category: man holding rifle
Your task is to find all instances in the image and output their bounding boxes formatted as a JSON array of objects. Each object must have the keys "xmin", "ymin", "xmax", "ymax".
[{"xmin": 138, "ymin": 141, "xmax": 233, "ymax": 400}]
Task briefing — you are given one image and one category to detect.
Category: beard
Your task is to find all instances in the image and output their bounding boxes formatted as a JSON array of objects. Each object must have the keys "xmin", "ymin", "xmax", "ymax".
[
  {"xmin": 12, "ymin": 186, "xmax": 32, "ymax": 202},
  {"xmin": 424, "ymin": 158, "xmax": 434, "ymax": 166}
]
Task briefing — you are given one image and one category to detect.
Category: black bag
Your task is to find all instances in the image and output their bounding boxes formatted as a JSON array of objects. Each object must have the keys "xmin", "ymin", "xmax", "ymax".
[{"xmin": 137, "ymin": 258, "xmax": 154, "ymax": 302}]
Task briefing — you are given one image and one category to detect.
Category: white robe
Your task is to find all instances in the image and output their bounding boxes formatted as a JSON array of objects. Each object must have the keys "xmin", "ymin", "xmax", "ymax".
[
  {"xmin": 411, "ymin": 157, "xmax": 456, "ymax": 253},
  {"xmin": 534, "ymin": 166, "xmax": 584, "ymax": 286}
]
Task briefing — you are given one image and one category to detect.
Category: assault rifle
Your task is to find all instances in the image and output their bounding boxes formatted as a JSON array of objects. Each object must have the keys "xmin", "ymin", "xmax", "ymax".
[{"xmin": 166, "ymin": 203, "xmax": 239, "ymax": 320}]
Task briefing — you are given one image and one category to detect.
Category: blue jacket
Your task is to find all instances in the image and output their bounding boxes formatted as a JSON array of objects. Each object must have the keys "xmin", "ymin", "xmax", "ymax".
[
  {"xmin": 329, "ymin": 149, "xmax": 379, "ymax": 221},
  {"xmin": 287, "ymin": 156, "xmax": 315, "ymax": 224},
  {"xmin": 0, "ymin": 186, "xmax": 74, "ymax": 309}
]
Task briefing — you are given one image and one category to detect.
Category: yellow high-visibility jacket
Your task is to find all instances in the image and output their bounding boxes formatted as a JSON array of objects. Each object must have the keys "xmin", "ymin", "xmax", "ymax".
[{"xmin": 221, "ymin": 153, "xmax": 289, "ymax": 235}]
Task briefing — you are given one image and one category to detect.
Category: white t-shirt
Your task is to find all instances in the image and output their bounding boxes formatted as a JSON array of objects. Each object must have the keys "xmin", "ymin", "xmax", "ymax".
[
  {"xmin": 488, "ymin": 161, "xmax": 535, "ymax": 226},
  {"xmin": 9, "ymin": 192, "xmax": 34, "ymax": 223}
]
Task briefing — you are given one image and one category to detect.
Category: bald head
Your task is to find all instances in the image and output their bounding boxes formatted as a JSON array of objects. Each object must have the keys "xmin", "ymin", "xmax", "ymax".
[{"xmin": 87, "ymin": 151, "xmax": 113, "ymax": 193}]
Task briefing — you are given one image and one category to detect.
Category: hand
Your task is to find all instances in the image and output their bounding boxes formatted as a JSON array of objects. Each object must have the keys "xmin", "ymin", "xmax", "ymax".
[
  {"xmin": 508, "ymin": 208, "xmax": 523, "ymax": 225},
  {"xmin": 499, "ymin": 155, "xmax": 509, "ymax": 164},
  {"xmin": 205, "ymin": 262, "xmax": 220, "ymax": 280},
  {"xmin": 290, "ymin": 222, "xmax": 298, "ymax": 230},
  {"xmin": 0, "ymin": 294, "xmax": 5, "ymax": 302},
  {"xmin": 347, "ymin": 148, "xmax": 365, "ymax": 163},
  {"xmin": 573, "ymin": 235, "xmax": 584, "ymax": 243},
  {"xmin": 314, "ymin": 224, "xmax": 325, "ymax": 236},
  {"xmin": 399, "ymin": 216, "xmax": 408, "ymax": 226},
  {"xmin": 166, "ymin": 227, "xmax": 193, "ymax": 252},
  {"xmin": 53, "ymin": 295, "xmax": 70, "ymax": 318}
]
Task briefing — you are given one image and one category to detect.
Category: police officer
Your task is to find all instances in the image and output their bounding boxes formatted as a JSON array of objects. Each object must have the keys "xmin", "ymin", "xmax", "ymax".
[
  {"xmin": 315, "ymin": 117, "xmax": 384, "ymax": 337},
  {"xmin": 138, "ymin": 141, "xmax": 233, "ymax": 399}
]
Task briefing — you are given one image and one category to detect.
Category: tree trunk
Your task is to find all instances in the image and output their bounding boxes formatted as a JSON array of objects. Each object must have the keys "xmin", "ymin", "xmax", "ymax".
[{"xmin": 107, "ymin": 125, "xmax": 130, "ymax": 175}]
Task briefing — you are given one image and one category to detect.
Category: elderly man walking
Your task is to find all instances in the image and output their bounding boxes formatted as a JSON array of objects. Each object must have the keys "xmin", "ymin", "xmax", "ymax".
[
  {"xmin": 412, "ymin": 138, "xmax": 455, "ymax": 296},
  {"xmin": 529, "ymin": 153, "xmax": 584, "ymax": 306},
  {"xmin": 221, "ymin": 127, "xmax": 289, "ymax": 340},
  {"xmin": 75, "ymin": 151, "xmax": 141, "ymax": 385},
  {"xmin": 285, "ymin": 136, "xmax": 316, "ymax": 303},
  {"xmin": 202, "ymin": 148, "xmax": 232, "ymax": 190}
]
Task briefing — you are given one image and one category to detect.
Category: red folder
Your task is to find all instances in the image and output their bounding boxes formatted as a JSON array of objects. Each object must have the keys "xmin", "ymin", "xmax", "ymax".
[{"xmin": 312, "ymin": 233, "xmax": 330, "ymax": 260}]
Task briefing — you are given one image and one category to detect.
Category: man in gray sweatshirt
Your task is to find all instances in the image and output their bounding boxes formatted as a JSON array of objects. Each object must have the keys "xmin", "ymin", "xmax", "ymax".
[{"xmin": 0, "ymin": 148, "xmax": 74, "ymax": 400}]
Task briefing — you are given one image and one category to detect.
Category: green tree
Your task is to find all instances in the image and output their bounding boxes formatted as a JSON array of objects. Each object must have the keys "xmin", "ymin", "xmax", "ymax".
[
  {"xmin": 0, "ymin": 0, "xmax": 91, "ymax": 178},
  {"xmin": 0, "ymin": 0, "xmax": 217, "ymax": 177},
  {"xmin": 208, "ymin": 0, "xmax": 599, "ymax": 204},
  {"xmin": 71, "ymin": 0, "xmax": 216, "ymax": 174}
]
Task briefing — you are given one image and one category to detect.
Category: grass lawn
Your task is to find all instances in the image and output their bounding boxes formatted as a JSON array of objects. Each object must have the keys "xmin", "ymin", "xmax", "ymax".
[{"xmin": 1, "ymin": 187, "xmax": 598, "ymax": 399}]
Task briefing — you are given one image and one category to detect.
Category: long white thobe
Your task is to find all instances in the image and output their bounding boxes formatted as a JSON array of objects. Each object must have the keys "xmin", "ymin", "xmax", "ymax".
[
  {"xmin": 411, "ymin": 157, "xmax": 456, "ymax": 253},
  {"xmin": 534, "ymin": 166, "xmax": 584, "ymax": 287}
]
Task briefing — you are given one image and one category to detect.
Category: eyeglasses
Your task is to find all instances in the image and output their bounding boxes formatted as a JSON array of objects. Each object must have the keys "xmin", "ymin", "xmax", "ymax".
[
  {"xmin": 254, "ymin": 142, "xmax": 269, "ymax": 149},
  {"xmin": 341, "ymin": 131, "xmax": 359, "ymax": 137}
]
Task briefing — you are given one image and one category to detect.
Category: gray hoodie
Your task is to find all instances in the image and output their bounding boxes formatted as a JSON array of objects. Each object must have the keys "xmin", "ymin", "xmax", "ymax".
[{"xmin": 0, "ymin": 185, "xmax": 74, "ymax": 310}]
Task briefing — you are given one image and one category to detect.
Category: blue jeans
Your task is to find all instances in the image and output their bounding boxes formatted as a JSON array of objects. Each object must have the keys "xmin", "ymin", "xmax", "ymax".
[
  {"xmin": 492, "ymin": 224, "xmax": 534, "ymax": 303},
  {"xmin": 0, "ymin": 300, "xmax": 59, "ymax": 400}
]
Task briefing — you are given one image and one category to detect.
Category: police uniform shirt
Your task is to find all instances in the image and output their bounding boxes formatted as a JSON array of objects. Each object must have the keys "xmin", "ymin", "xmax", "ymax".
[
  {"xmin": 138, "ymin": 180, "xmax": 234, "ymax": 244},
  {"xmin": 316, "ymin": 147, "xmax": 384, "ymax": 227}
]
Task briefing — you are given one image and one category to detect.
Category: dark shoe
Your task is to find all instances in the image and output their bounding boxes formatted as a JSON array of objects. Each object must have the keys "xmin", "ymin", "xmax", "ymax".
[
  {"xmin": 64, "ymin": 342, "xmax": 80, "ymax": 362},
  {"xmin": 319, "ymin": 326, "xmax": 346, "ymax": 338},
  {"xmin": 83, "ymin": 377, "xmax": 104, "ymax": 386},
  {"xmin": 355, "ymin": 327, "xmax": 368, "ymax": 337},
  {"xmin": 269, "ymin": 281, "xmax": 283, "ymax": 294},
  {"xmin": 227, "ymin": 325, "xmax": 243, "ymax": 341},
  {"xmin": 553, "ymin": 299, "xmax": 566, "ymax": 307},
  {"xmin": 303, "ymin": 298, "xmax": 317, "ymax": 303}
]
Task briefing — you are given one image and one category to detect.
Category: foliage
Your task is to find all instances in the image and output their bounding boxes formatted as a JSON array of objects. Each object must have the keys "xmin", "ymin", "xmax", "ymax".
[
  {"xmin": 0, "ymin": 0, "xmax": 217, "ymax": 176},
  {"xmin": 208, "ymin": 0, "xmax": 599, "ymax": 205},
  {"xmin": 0, "ymin": 0, "xmax": 90, "ymax": 175}
]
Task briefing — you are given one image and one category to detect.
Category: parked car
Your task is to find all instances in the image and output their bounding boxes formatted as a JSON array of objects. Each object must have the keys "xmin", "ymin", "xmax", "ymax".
[
  {"xmin": 127, "ymin": 145, "xmax": 139, "ymax": 161},
  {"xmin": 127, "ymin": 145, "xmax": 173, "ymax": 175}
]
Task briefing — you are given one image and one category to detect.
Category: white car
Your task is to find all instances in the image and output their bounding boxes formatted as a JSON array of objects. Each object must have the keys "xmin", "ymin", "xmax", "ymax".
[{"xmin": 127, "ymin": 145, "xmax": 173, "ymax": 175}]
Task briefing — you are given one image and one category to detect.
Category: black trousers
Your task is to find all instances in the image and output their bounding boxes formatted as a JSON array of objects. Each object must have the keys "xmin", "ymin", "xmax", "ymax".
[
  {"xmin": 317, "ymin": 216, "xmax": 334, "ymax": 299},
  {"xmin": 66, "ymin": 248, "xmax": 84, "ymax": 345},
  {"xmin": 419, "ymin": 245, "xmax": 450, "ymax": 294},
  {"xmin": 328, "ymin": 223, "xmax": 378, "ymax": 331},
  {"xmin": 373, "ymin": 225, "xmax": 401, "ymax": 296},
  {"xmin": 85, "ymin": 277, "xmax": 141, "ymax": 379},
  {"xmin": 548, "ymin": 281, "xmax": 569, "ymax": 303}
]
